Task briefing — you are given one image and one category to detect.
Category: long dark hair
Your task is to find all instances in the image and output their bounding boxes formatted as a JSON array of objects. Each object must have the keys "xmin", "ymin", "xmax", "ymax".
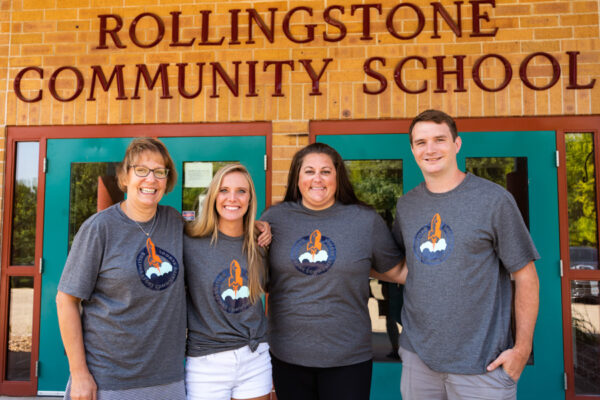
[{"xmin": 283, "ymin": 142, "xmax": 370, "ymax": 207}]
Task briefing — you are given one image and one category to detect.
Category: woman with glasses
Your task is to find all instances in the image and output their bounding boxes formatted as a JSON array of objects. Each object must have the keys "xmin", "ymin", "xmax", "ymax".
[
  {"xmin": 184, "ymin": 164, "xmax": 271, "ymax": 400},
  {"xmin": 56, "ymin": 138, "xmax": 188, "ymax": 400}
]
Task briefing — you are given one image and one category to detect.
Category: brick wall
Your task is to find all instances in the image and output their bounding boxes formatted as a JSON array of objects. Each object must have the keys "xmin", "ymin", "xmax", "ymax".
[{"xmin": 1, "ymin": 0, "xmax": 599, "ymax": 201}]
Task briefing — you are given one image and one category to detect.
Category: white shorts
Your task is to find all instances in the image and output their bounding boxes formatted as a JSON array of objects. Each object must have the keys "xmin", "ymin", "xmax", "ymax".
[{"xmin": 185, "ymin": 342, "xmax": 272, "ymax": 400}]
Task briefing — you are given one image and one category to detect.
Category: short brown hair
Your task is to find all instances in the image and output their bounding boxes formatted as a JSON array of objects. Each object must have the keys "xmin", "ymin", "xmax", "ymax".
[
  {"xmin": 409, "ymin": 109, "xmax": 458, "ymax": 144},
  {"xmin": 116, "ymin": 137, "xmax": 177, "ymax": 193}
]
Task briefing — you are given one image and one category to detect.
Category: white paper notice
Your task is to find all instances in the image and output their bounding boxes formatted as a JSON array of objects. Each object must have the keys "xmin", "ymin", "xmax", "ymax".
[{"xmin": 185, "ymin": 162, "xmax": 213, "ymax": 188}]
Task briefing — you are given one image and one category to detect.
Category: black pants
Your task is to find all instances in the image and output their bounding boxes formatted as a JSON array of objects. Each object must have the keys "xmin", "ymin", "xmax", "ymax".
[{"xmin": 271, "ymin": 353, "xmax": 373, "ymax": 400}]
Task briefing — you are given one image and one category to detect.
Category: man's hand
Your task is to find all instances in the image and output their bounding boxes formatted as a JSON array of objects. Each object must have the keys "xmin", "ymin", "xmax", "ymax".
[
  {"xmin": 486, "ymin": 345, "xmax": 530, "ymax": 382},
  {"xmin": 69, "ymin": 372, "xmax": 98, "ymax": 400}
]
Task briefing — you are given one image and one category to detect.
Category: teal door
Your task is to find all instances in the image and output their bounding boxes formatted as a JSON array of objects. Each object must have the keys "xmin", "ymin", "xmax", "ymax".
[
  {"xmin": 319, "ymin": 131, "xmax": 562, "ymax": 400},
  {"xmin": 38, "ymin": 136, "xmax": 266, "ymax": 393}
]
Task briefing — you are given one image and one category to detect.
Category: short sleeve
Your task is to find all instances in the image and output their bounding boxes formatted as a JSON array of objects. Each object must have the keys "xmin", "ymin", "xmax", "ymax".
[
  {"xmin": 371, "ymin": 212, "xmax": 404, "ymax": 273},
  {"xmin": 260, "ymin": 206, "xmax": 274, "ymax": 224},
  {"xmin": 57, "ymin": 216, "xmax": 105, "ymax": 301},
  {"xmin": 493, "ymin": 192, "xmax": 540, "ymax": 273}
]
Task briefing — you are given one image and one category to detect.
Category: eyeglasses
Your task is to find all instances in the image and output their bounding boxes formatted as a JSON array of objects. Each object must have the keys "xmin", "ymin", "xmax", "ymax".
[{"xmin": 129, "ymin": 165, "xmax": 170, "ymax": 179}]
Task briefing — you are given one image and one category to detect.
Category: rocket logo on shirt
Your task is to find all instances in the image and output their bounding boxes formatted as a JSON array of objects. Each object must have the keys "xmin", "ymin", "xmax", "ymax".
[
  {"xmin": 412, "ymin": 213, "xmax": 454, "ymax": 265},
  {"xmin": 213, "ymin": 259, "xmax": 252, "ymax": 313},
  {"xmin": 136, "ymin": 237, "xmax": 180, "ymax": 290},
  {"xmin": 290, "ymin": 229, "xmax": 337, "ymax": 275}
]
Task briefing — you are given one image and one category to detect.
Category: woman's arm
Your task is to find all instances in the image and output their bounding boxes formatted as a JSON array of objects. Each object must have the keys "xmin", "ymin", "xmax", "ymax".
[
  {"xmin": 254, "ymin": 220, "xmax": 272, "ymax": 247},
  {"xmin": 370, "ymin": 261, "xmax": 407, "ymax": 284},
  {"xmin": 56, "ymin": 291, "xmax": 97, "ymax": 400}
]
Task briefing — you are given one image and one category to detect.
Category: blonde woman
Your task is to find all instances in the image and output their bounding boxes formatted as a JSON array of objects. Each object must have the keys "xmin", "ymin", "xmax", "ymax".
[{"xmin": 184, "ymin": 164, "xmax": 271, "ymax": 400}]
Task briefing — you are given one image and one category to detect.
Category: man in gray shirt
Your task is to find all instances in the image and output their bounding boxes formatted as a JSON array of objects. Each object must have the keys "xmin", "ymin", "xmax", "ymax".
[{"xmin": 392, "ymin": 109, "xmax": 540, "ymax": 399}]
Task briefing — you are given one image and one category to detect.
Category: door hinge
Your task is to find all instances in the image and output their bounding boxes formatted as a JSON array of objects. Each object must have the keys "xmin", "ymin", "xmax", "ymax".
[
  {"xmin": 264, "ymin": 154, "xmax": 268, "ymax": 171},
  {"xmin": 35, "ymin": 360, "xmax": 39, "ymax": 377},
  {"xmin": 43, "ymin": 157, "xmax": 47, "ymax": 173},
  {"xmin": 564, "ymin": 372, "xmax": 568, "ymax": 390},
  {"xmin": 559, "ymin": 259, "xmax": 563, "ymax": 277},
  {"xmin": 556, "ymin": 150, "xmax": 560, "ymax": 168},
  {"xmin": 39, "ymin": 257, "xmax": 43, "ymax": 275}
]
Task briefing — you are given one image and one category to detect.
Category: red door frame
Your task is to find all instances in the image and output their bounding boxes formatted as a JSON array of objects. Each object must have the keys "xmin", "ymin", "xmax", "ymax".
[
  {"xmin": 557, "ymin": 125, "xmax": 600, "ymax": 400},
  {"xmin": 310, "ymin": 115, "xmax": 600, "ymax": 400},
  {"xmin": 0, "ymin": 122, "xmax": 272, "ymax": 396}
]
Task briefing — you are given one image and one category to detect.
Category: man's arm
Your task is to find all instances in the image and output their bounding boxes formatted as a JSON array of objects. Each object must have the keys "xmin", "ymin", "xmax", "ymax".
[
  {"xmin": 486, "ymin": 260, "xmax": 539, "ymax": 381},
  {"xmin": 370, "ymin": 261, "xmax": 407, "ymax": 284}
]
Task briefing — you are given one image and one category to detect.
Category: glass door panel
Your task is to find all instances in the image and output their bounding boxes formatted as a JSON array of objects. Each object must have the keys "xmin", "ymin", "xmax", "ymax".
[
  {"xmin": 5, "ymin": 277, "xmax": 34, "ymax": 381},
  {"xmin": 563, "ymin": 131, "xmax": 600, "ymax": 397},
  {"xmin": 465, "ymin": 157, "xmax": 529, "ymax": 225},
  {"xmin": 182, "ymin": 161, "xmax": 235, "ymax": 219},
  {"xmin": 10, "ymin": 142, "xmax": 39, "ymax": 266},
  {"xmin": 570, "ymin": 282, "xmax": 600, "ymax": 395},
  {"xmin": 565, "ymin": 133, "xmax": 598, "ymax": 272},
  {"xmin": 68, "ymin": 162, "xmax": 121, "ymax": 247}
]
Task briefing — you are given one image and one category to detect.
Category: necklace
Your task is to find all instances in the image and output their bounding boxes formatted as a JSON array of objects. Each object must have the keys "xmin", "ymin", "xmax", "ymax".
[{"xmin": 124, "ymin": 201, "xmax": 157, "ymax": 237}]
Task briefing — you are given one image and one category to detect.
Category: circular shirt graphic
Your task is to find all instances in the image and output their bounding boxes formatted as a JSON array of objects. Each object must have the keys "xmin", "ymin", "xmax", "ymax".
[
  {"xmin": 412, "ymin": 222, "xmax": 454, "ymax": 265},
  {"xmin": 136, "ymin": 244, "xmax": 179, "ymax": 290},
  {"xmin": 213, "ymin": 267, "xmax": 252, "ymax": 314},
  {"xmin": 290, "ymin": 230, "xmax": 337, "ymax": 275}
]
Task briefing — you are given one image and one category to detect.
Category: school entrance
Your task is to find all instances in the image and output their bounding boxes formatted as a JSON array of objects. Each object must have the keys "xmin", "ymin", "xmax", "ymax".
[
  {"xmin": 2, "ymin": 117, "xmax": 600, "ymax": 399},
  {"xmin": 312, "ymin": 116, "xmax": 600, "ymax": 400},
  {"xmin": 0, "ymin": 123, "xmax": 271, "ymax": 395}
]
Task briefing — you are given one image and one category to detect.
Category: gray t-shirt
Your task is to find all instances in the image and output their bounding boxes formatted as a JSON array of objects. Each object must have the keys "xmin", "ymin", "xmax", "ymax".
[
  {"xmin": 58, "ymin": 204, "xmax": 186, "ymax": 390},
  {"xmin": 184, "ymin": 233, "xmax": 268, "ymax": 357},
  {"xmin": 262, "ymin": 201, "xmax": 403, "ymax": 367},
  {"xmin": 392, "ymin": 173, "xmax": 539, "ymax": 374}
]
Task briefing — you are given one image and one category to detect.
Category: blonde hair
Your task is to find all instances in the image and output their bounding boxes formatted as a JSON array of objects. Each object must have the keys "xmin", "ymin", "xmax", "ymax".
[
  {"xmin": 117, "ymin": 137, "xmax": 177, "ymax": 193},
  {"xmin": 185, "ymin": 164, "xmax": 265, "ymax": 303}
]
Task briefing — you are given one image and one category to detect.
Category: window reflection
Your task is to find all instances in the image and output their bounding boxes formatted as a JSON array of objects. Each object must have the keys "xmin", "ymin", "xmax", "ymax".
[
  {"xmin": 345, "ymin": 160, "xmax": 403, "ymax": 227},
  {"xmin": 10, "ymin": 142, "xmax": 39, "ymax": 265},
  {"xmin": 466, "ymin": 157, "xmax": 529, "ymax": 227},
  {"xmin": 345, "ymin": 159, "xmax": 403, "ymax": 362},
  {"xmin": 566, "ymin": 133, "xmax": 598, "ymax": 270},
  {"xmin": 5, "ymin": 277, "xmax": 34, "ymax": 381},
  {"xmin": 571, "ymin": 281, "xmax": 600, "ymax": 395},
  {"xmin": 182, "ymin": 161, "xmax": 235, "ymax": 220},
  {"xmin": 69, "ymin": 162, "xmax": 121, "ymax": 247}
]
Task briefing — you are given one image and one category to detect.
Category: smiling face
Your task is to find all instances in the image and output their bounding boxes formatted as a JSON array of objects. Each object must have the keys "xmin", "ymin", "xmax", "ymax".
[
  {"xmin": 123, "ymin": 150, "xmax": 168, "ymax": 212},
  {"xmin": 298, "ymin": 153, "xmax": 337, "ymax": 210},
  {"xmin": 216, "ymin": 171, "xmax": 251, "ymax": 233},
  {"xmin": 411, "ymin": 121, "xmax": 462, "ymax": 180}
]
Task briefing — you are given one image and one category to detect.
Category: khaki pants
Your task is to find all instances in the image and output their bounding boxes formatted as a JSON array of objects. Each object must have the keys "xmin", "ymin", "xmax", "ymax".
[{"xmin": 399, "ymin": 346, "xmax": 517, "ymax": 400}]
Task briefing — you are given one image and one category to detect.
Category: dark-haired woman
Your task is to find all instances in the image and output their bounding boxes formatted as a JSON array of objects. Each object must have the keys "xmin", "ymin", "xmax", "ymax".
[{"xmin": 261, "ymin": 143, "xmax": 405, "ymax": 400}]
